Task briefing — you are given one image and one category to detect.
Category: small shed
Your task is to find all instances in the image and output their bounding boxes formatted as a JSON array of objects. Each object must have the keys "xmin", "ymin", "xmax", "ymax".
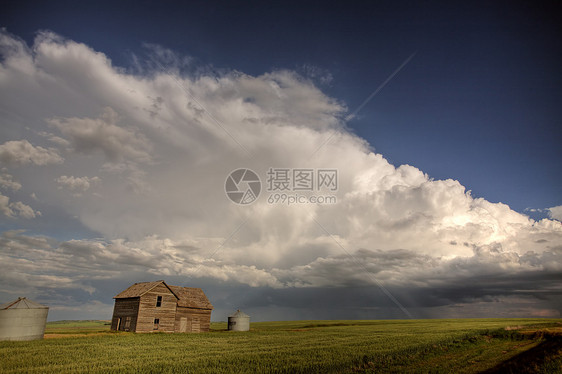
[
  {"xmin": 0, "ymin": 297, "xmax": 49, "ymax": 341},
  {"xmin": 228, "ymin": 309, "xmax": 250, "ymax": 331}
]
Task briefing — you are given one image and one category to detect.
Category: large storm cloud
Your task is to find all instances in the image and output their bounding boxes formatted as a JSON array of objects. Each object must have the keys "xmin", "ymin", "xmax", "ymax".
[{"xmin": 1, "ymin": 30, "xmax": 561, "ymax": 320}]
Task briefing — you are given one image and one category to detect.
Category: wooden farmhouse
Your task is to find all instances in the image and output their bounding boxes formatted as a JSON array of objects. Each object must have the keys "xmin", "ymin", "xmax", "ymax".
[{"xmin": 110, "ymin": 280, "xmax": 213, "ymax": 333}]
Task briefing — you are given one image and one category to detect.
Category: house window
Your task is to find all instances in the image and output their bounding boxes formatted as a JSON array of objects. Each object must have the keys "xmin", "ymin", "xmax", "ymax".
[
  {"xmin": 156, "ymin": 296, "xmax": 162, "ymax": 307},
  {"xmin": 154, "ymin": 318, "xmax": 160, "ymax": 330}
]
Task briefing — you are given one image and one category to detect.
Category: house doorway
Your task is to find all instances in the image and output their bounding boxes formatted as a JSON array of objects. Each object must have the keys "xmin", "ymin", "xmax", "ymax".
[{"xmin": 179, "ymin": 317, "xmax": 189, "ymax": 332}]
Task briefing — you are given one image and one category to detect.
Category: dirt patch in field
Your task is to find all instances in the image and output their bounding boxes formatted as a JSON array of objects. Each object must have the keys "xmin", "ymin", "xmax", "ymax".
[
  {"xmin": 44, "ymin": 333, "xmax": 114, "ymax": 339},
  {"xmin": 505, "ymin": 325, "xmax": 524, "ymax": 331},
  {"xmin": 520, "ymin": 326, "xmax": 562, "ymax": 335}
]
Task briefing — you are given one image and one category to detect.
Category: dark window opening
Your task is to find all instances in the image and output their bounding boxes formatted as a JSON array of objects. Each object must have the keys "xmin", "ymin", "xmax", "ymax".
[
  {"xmin": 156, "ymin": 295, "xmax": 162, "ymax": 307},
  {"xmin": 154, "ymin": 318, "xmax": 160, "ymax": 330}
]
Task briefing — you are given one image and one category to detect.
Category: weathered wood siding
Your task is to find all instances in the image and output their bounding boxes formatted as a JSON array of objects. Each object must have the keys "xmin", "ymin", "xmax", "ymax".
[
  {"xmin": 135, "ymin": 283, "xmax": 178, "ymax": 332},
  {"xmin": 174, "ymin": 307, "xmax": 212, "ymax": 333},
  {"xmin": 110, "ymin": 298, "xmax": 140, "ymax": 331}
]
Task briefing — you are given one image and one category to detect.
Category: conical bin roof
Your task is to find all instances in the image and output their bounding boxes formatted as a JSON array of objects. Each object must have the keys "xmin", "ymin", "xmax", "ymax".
[
  {"xmin": 0, "ymin": 297, "xmax": 48, "ymax": 310},
  {"xmin": 229, "ymin": 309, "xmax": 249, "ymax": 318}
]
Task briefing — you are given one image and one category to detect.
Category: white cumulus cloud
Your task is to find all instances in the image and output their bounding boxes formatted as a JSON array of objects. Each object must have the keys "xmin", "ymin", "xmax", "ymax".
[
  {"xmin": 56, "ymin": 175, "xmax": 100, "ymax": 193},
  {"xmin": 0, "ymin": 193, "xmax": 40, "ymax": 219},
  {"xmin": 0, "ymin": 140, "xmax": 63, "ymax": 166},
  {"xmin": 0, "ymin": 172, "xmax": 21, "ymax": 191},
  {"xmin": 548, "ymin": 205, "xmax": 562, "ymax": 221}
]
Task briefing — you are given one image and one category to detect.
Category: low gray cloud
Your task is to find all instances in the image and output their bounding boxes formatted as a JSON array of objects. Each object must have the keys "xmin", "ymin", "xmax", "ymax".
[{"xmin": 0, "ymin": 230, "xmax": 560, "ymax": 319}]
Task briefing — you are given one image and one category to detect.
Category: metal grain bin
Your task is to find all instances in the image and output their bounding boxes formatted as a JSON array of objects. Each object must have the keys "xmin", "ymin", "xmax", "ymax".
[
  {"xmin": 227, "ymin": 309, "xmax": 250, "ymax": 331},
  {"xmin": 0, "ymin": 297, "xmax": 49, "ymax": 341}
]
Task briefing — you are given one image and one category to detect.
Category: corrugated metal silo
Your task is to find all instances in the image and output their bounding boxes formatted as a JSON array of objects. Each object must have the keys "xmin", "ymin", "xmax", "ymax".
[
  {"xmin": 0, "ymin": 297, "xmax": 49, "ymax": 341},
  {"xmin": 228, "ymin": 309, "xmax": 250, "ymax": 331}
]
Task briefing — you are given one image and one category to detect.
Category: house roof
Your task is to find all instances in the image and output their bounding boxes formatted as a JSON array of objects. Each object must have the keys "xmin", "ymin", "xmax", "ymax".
[
  {"xmin": 114, "ymin": 280, "xmax": 178, "ymax": 299},
  {"xmin": 168, "ymin": 285, "xmax": 213, "ymax": 310},
  {"xmin": 114, "ymin": 280, "xmax": 213, "ymax": 310}
]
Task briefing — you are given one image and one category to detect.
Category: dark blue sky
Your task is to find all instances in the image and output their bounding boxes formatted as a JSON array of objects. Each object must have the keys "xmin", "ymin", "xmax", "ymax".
[{"xmin": 2, "ymin": 0, "xmax": 561, "ymax": 215}]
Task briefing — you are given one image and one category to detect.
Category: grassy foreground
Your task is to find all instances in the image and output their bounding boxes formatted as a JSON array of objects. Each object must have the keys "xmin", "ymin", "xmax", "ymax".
[{"xmin": 0, "ymin": 319, "xmax": 561, "ymax": 373}]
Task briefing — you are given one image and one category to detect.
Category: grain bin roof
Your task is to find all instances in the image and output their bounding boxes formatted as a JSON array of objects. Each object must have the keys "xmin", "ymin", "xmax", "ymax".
[
  {"xmin": 0, "ymin": 297, "xmax": 48, "ymax": 310},
  {"xmin": 114, "ymin": 281, "xmax": 213, "ymax": 310},
  {"xmin": 229, "ymin": 310, "xmax": 249, "ymax": 318}
]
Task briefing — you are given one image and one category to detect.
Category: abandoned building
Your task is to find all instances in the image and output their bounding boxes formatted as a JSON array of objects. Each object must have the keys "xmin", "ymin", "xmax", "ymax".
[{"xmin": 110, "ymin": 280, "xmax": 213, "ymax": 333}]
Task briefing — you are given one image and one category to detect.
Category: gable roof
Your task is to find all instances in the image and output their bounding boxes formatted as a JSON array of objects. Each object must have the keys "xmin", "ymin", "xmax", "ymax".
[
  {"xmin": 114, "ymin": 281, "xmax": 213, "ymax": 310},
  {"xmin": 168, "ymin": 285, "xmax": 213, "ymax": 310},
  {"xmin": 114, "ymin": 280, "xmax": 178, "ymax": 299}
]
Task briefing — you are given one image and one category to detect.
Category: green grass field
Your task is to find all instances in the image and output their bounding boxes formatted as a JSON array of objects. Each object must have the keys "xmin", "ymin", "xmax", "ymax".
[{"xmin": 0, "ymin": 319, "xmax": 561, "ymax": 373}]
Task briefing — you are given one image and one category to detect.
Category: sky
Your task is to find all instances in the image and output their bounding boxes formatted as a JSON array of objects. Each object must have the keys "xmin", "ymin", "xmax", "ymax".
[{"xmin": 0, "ymin": 1, "xmax": 561, "ymax": 321}]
